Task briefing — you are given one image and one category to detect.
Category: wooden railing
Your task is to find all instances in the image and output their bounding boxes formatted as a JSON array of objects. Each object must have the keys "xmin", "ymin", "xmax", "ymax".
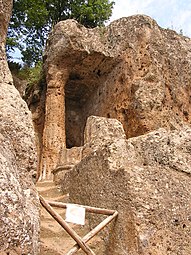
[{"xmin": 39, "ymin": 195, "xmax": 118, "ymax": 255}]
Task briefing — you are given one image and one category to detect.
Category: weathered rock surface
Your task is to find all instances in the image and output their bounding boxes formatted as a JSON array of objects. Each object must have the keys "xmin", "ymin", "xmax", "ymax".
[
  {"xmin": 53, "ymin": 146, "xmax": 83, "ymax": 189},
  {"xmin": 68, "ymin": 116, "xmax": 191, "ymax": 255},
  {"xmin": 39, "ymin": 15, "xmax": 191, "ymax": 179},
  {"xmin": 12, "ymin": 74, "xmax": 28, "ymax": 98},
  {"xmin": 0, "ymin": 0, "xmax": 13, "ymax": 84},
  {"xmin": 82, "ymin": 115, "xmax": 126, "ymax": 157},
  {"xmin": 24, "ymin": 78, "xmax": 47, "ymax": 181},
  {"xmin": 0, "ymin": 0, "xmax": 40, "ymax": 253},
  {"xmin": 39, "ymin": 66, "xmax": 67, "ymax": 179}
]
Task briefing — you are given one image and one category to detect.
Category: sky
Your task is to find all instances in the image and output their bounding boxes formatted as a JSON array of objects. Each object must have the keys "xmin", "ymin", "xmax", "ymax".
[{"xmin": 110, "ymin": 0, "xmax": 191, "ymax": 37}]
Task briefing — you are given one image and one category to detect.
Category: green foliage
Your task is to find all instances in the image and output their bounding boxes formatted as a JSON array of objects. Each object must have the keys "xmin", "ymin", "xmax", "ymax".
[
  {"xmin": 20, "ymin": 61, "xmax": 45, "ymax": 101},
  {"xmin": 7, "ymin": 0, "xmax": 115, "ymax": 66},
  {"xmin": 179, "ymin": 29, "xmax": 183, "ymax": 35},
  {"xmin": 8, "ymin": 60, "xmax": 22, "ymax": 73},
  {"xmin": 9, "ymin": 60, "xmax": 43, "ymax": 87},
  {"xmin": 69, "ymin": 0, "xmax": 115, "ymax": 28},
  {"xmin": 26, "ymin": 61, "xmax": 43, "ymax": 86},
  {"xmin": 23, "ymin": 61, "xmax": 45, "ymax": 101},
  {"xmin": 6, "ymin": 37, "xmax": 20, "ymax": 52}
]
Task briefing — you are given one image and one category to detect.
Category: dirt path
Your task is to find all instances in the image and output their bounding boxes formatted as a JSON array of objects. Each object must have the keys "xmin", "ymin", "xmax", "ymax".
[{"xmin": 36, "ymin": 181, "xmax": 102, "ymax": 255}]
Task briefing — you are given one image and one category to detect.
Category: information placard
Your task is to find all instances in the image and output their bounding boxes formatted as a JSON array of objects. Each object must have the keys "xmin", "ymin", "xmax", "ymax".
[{"xmin": 65, "ymin": 204, "xmax": 86, "ymax": 225}]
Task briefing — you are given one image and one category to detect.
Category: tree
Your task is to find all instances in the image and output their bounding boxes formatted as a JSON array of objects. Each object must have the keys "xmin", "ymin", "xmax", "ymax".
[{"xmin": 7, "ymin": 0, "xmax": 115, "ymax": 66}]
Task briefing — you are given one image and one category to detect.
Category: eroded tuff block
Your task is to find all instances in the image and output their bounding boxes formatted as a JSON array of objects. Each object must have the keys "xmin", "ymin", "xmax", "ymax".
[
  {"xmin": 0, "ymin": 76, "xmax": 40, "ymax": 255},
  {"xmin": 68, "ymin": 116, "xmax": 191, "ymax": 255},
  {"xmin": 0, "ymin": 0, "xmax": 13, "ymax": 84},
  {"xmin": 82, "ymin": 115, "xmax": 126, "ymax": 158},
  {"xmin": 0, "ymin": 0, "xmax": 39, "ymax": 253},
  {"xmin": 40, "ymin": 15, "xmax": 191, "ymax": 179}
]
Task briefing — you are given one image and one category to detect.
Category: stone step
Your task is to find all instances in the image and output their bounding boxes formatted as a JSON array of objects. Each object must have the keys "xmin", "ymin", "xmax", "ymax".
[
  {"xmin": 40, "ymin": 244, "xmax": 63, "ymax": 255},
  {"xmin": 53, "ymin": 193, "xmax": 69, "ymax": 202},
  {"xmin": 38, "ymin": 186, "xmax": 63, "ymax": 199},
  {"xmin": 36, "ymin": 180, "xmax": 94, "ymax": 255},
  {"xmin": 36, "ymin": 180, "xmax": 55, "ymax": 188},
  {"xmin": 40, "ymin": 224, "xmax": 68, "ymax": 239},
  {"xmin": 40, "ymin": 240, "xmax": 76, "ymax": 255},
  {"xmin": 41, "ymin": 193, "xmax": 69, "ymax": 203},
  {"xmin": 40, "ymin": 226, "xmax": 95, "ymax": 255},
  {"xmin": 36, "ymin": 184, "xmax": 56, "ymax": 192},
  {"xmin": 40, "ymin": 207, "xmax": 66, "ymax": 221}
]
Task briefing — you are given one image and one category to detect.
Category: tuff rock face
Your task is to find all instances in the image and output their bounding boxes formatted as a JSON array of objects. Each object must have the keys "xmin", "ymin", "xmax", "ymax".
[
  {"xmin": 68, "ymin": 116, "xmax": 191, "ymax": 255},
  {"xmin": 0, "ymin": 0, "xmax": 13, "ymax": 84},
  {"xmin": 39, "ymin": 15, "xmax": 191, "ymax": 179},
  {"xmin": 0, "ymin": 0, "xmax": 40, "ymax": 254}
]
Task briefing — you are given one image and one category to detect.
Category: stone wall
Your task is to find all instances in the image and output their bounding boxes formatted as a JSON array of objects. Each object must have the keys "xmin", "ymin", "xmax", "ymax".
[
  {"xmin": 68, "ymin": 116, "xmax": 191, "ymax": 255},
  {"xmin": 0, "ymin": 0, "xmax": 40, "ymax": 253},
  {"xmin": 39, "ymin": 15, "xmax": 191, "ymax": 179}
]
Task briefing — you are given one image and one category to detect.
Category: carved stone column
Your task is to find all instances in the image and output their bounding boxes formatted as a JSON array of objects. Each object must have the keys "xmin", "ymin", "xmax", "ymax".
[{"xmin": 39, "ymin": 65, "xmax": 68, "ymax": 180}]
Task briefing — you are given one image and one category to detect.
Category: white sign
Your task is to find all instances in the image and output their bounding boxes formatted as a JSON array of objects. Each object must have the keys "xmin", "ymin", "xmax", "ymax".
[{"xmin": 65, "ymin": 204, "xmax": 86, "ymax": 225}]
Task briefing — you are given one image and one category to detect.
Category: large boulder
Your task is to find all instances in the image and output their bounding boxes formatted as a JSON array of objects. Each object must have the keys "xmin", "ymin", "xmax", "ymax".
[
  {"xmin": 68, "ymin": 116, "xmax": 191, "ymax": 255},
  {"xmin": 0, "ymin": 0, "xmax": 39, "ymax": 254}
]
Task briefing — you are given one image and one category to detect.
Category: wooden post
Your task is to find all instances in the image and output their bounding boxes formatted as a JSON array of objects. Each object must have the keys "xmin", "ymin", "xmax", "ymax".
[
  {"xmin": 66, "ymin": 211, "xmax": 118, "ymax": 255},
  {"xmin": 39, "ymin": 195, "xmax": 96, "ymax": 255}
]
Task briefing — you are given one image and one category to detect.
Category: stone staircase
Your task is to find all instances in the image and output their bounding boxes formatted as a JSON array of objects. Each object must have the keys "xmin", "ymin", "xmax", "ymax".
[{"xmin": 36, "ymin": 181, "xmax": 100, "ymax": 255}]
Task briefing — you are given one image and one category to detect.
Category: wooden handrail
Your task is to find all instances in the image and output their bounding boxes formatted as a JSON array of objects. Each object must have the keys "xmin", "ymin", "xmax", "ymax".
[
  {"xmin": 39, "ymin": 195, "xmax": 118, "ymax": 255},
  {"xmin": 39, "ymin": 195, "xmax": 95, "ymax": 255},
  {"xmin": 66, "ymin": 211, "xmax": 118, "ymax": 255},
  {"xmin": 46, "ymin": 200, "xmax": 116, "ymax": 215}
]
